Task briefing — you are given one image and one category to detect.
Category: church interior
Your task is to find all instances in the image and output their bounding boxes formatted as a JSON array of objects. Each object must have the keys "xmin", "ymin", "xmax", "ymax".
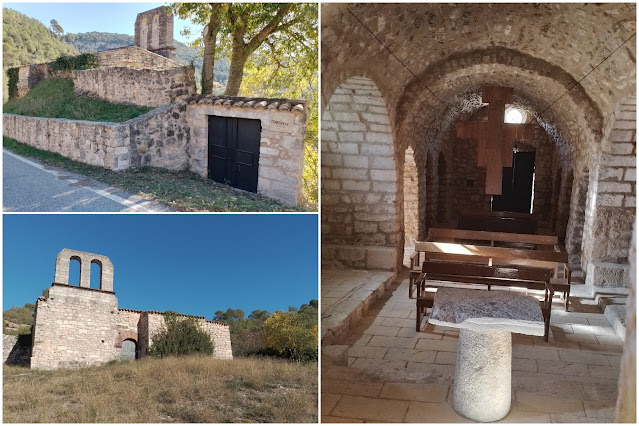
[{"xmin": 320, "ymin": 3, "xmax": 635, "ymax": 422}]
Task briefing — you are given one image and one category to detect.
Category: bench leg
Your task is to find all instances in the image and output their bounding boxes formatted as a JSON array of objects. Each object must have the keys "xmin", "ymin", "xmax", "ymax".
[
  {"xmin": 416, "ymin": 305, "xmax": 422, "ymax": 332},
  {"xmin": 564, "ymin": 291, "xmax": 569, "ymax": 311}
]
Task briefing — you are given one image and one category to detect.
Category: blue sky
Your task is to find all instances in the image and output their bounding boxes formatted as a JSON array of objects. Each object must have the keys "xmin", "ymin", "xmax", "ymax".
[
  {"xmin": 3, "ymin": 2, "xmax": 203, "ymax": 45},
  {"xmin": 3, "ymin": 214, "xmax": 318, "ymax": 319}
]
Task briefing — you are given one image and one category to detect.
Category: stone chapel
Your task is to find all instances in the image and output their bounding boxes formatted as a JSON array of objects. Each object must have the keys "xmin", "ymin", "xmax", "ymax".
[{"xmin": 320, "ymin": 3, "xmax": 635, "ymax": 423}]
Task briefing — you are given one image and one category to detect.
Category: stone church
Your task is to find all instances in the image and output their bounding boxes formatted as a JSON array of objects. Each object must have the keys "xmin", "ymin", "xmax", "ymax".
[
  {"xmin": 9, "ymin": 249, "xmax": 233, "ymax": 370},
  {"xmin": 321, "ymin": 3, "xmax": 635, "ymax": 423}
]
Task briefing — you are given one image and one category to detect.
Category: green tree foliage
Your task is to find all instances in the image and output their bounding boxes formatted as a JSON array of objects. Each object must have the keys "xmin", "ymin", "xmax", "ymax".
[
  {"xmin": 147, "ymin": 312, "xmax": 214, "ymax": 358},
  {"xmin": 50, "ymin": 19, "xmax": 64, "ymax": 37},
  {"xmin": 263, "ymin": 303, "xmax": 318, "ymax": 362},
  {"xmin": 170, "ymin": 3, "xmax": 317, "ymax": 96}
]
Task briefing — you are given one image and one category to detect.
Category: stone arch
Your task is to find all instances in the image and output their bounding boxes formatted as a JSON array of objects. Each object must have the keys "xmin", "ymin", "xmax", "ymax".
[
  {"xmin": 91, "ymin": 259, "xmax": 103, "ymax": 290},
  {"xmin": 114, "ymin": 331, "xmax": 138, "ymax": 349},
  {"xmin": 69, "ymin": 255, "xmax": 82, "ymax": 286},
  {"xmin": 140, "ymin": 18, "xmax": 148, "ymax": 49},
  {"xmin": 321, "ymin": 76, "xmax": 400, "ymax": 271},
  {"xmin": 151, "ymin": 14, "xmax": 160, "ymax": 50},
  {"xmin": 54, "ymin": 249, "xmax": 114, "ymax": 292}
]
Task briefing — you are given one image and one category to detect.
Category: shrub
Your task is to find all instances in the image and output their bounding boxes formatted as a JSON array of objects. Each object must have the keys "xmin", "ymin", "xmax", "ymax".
[
  {"xmin": 147, "ymin": 312, "xmax": 214, "ymax": 358},
  {"xmin": 263, "ymin": 311, "xmax": 318, "ymax": 362},
  {"xmin": 7, "ymin": 67, "xmax": 19, "ymax": 100},
  {"xmin": 47, "ymin": 53, "xmax": 98, "ymax": 73}
]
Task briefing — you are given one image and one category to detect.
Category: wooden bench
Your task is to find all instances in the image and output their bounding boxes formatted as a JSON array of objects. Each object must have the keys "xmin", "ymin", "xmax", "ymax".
[
  {"xmin": 428, "ymin": 227, "xmax": 558, "ymax": 249},
  {"xmin": 415, "ymin": 260, "xmax": 555, "ymax": 341},
  {"xmin": 457, "ymin": 209, "xmax": 539, "ymax": 234},
  {"xmin": 409, "ymin": 240, "xmax": 571, "ymax": 310}
]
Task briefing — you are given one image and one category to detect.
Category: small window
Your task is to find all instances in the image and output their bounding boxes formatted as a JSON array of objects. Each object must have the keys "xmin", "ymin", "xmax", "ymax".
[{"xmin": 504, "ymin": 107, "xmax": 526, "ymax": 124}]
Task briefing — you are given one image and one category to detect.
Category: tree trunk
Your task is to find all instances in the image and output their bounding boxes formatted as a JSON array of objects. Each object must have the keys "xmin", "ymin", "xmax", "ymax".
[
  {"xmin": 224, "ymin": 47, "xmax": 249, "ymax": 96},
  {"xmin": 201, "ymin": 4, "xmax": 222, "ymax": 95}
]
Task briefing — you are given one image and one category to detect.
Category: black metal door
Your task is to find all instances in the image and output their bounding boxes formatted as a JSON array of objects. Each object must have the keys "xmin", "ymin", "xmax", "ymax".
[
  {"xmin": 208, "ymin": 116, "xmax": 261, "ymax": 192},
  {"xmin": 492, "ymin": 151, "xmax": 535, "ymax": 213}
]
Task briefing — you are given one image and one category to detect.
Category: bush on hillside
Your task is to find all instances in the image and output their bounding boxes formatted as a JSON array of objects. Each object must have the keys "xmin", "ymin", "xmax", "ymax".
[
  {"xmin": 263, "ymin": 310, "xmax": 318, "ymax": 362},
  {"xmin": 147, "ymin": 312, "xmax": 214, "ymax": 358}
]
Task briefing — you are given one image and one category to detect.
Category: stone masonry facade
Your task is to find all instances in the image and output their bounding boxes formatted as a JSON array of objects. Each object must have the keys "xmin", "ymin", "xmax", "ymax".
[{"xmin": 27, "ymin": 249, "xmax": 232, "ymax": 370}]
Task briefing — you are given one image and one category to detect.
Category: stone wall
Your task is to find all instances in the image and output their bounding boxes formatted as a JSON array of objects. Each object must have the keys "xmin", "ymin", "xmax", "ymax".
[
  {"xmin": 321, "ymin": 76, "xmax": 399, "ymax": 271},
  {"xmin": 3, "ymin": 334, "xmax": 32, "ymax": 366},
  {"xmin": 135, "ymin": 6, "xmax": 176, "ymax": 61},
  {"xmin": 96, "ymin": 47, "xmax": 180, "ymax": 70},
  {"xmin": 3, "ymin": 114, "xmax": 131, "ymax": 170},
  {"xmin": 72, "ymin": 66, "xmax": 195, "ymax": 108},
  {"xmin": 31, "ymin": 284, "xmax": 120, "ymax": 370},
  {"xmin": 582, "ymin": 97, "xmax": 636, "ymax": 290},
  {"xmin": 186, "ymin": 98, "xmax": 308, "ymax": 206}
]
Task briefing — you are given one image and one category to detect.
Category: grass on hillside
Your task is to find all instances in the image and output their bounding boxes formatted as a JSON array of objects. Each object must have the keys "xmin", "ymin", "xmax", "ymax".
[
  {"xmin": 3, "ymin": 77, "xmax": 151, "ymax": 122},
  {"xmin": 3, "ymin": 137, "xmax": 306, "ymax": 212},
  {"xmin": 3, "ymin": 356, "xmax": 317, "ymax": 423}
]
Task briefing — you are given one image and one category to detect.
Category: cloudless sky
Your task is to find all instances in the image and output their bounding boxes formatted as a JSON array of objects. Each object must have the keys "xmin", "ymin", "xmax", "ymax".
[
  {"xmin": 3, "ymin": 2, "xmax": 203, "ymax": 45},
  {"xmin": 3, "ymin": 214, "xmax": 318, "ymax": 320}
]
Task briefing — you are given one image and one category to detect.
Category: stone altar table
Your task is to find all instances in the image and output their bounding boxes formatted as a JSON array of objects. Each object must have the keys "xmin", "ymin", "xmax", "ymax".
[{"xmin": 428, "ymin": 287, "xmax": 544, "ymax": 422}]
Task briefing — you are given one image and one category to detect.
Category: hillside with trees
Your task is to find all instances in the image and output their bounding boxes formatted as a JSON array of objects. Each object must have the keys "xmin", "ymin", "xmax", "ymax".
[{"xmin": 2, "ymin": 8, "xmax": 78, "ymax": 68}]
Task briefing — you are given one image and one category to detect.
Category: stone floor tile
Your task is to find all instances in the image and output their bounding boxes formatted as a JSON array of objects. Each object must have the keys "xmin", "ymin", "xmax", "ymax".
[
  {"xmin": 413, "ymin": 326, "xmax": 444, "ymax": 340},
  {"xmin": 321, "ymin": 415, "xmax": 365, "ymax": 423},
  {"xmin": 405, "ymin": 401, "xmax": 472, "ymax": 423},
  {"xmin": 434, "ymin": 351, "xmax": 457, "ymax": 365},
  {"xmin": 532, "ymin": 336, "xmax": 581, "ymax": 350},
  {"xmin": 377, "ymin": 309, "xmax": 412, "ymax": 319},
  {"xmin": 495, "ymin": 409, "xmax": 552, "ymax": 423},
  {"xmin": 381, "ymin": 316, "xmax": 418, "ymax": 328},
  {"xmin": 512, "ymin": 357, "xmax": 537, "ymax": 372},
  {"xmin": 384, "ymin": 348, "xmax": 419, "ymax": 362},
  {"xmin": 397, "ymin": 327, "xmax": 422, "ymax": 338},
  {"xmin": 379, "ymin": 382, "xmax": 449, "ymax": 403},
  {"xmin": 583, "ymin": 399, "xmax": 617, "ymax": 419},
  {"xmin": 572, "ymin": 323, "xmax": 616, "ymax": 336},
  {"xmin": 407, "ymin": 350, "xmax": 437, "ymax": 364},
  {"xmin": 363, "ymin": 325, "xmax": 402, "ymax": 337},
  {"xmin": 404, "ymin": 362, "xmax": 455, "ymax": 383},
  {"xmin": 351, "ymin": 334, "xmax": 372, "ymax": 346},
  {"xmin": 331, "ymin": 395, "xmax": 410, "ymax": 422},
  {"xmin": 588, "ymin": 364, "xmax": 620, "ymax": 379},
  {"xmin": 348, "ymin": 345, "xmax": 389, "ymax": 360},
  {"xmin": 587, "ymin": 318, "xmax": 613, "ymax": 327},
  {"xmin": 550, "ymin": 414, "xmax": 610, "ymax": 423},
  {"xmin": 512, "ymin": 334, "xmax": 534, "ymax": 345},
  {"xmin": 415, "ymin": 338, "xmax": 458, "ymax": 352},
  {"xmin": 368, "ymin": 335, "xmax": 418, "ymax": 349},
  {"xmin": 321, "ymin": 392, "xmax": 342, "ymax": 415},
  {"xmin": 559, "ymin": 349, "xmax": 610, "ymax": 366},
  {"xmin": 322, "ymin": 379, "xmax": 383, "ymax": 397},
  {"xmin": 552, "ymin": 331, "xmax": 599, "ymax": 344},
  {"xmin": 537, "ymin": 360, "xmax": 590, "ymax": 376},
  {"xmin": 322, "ymin": 365, "xmax": 374, "ymax": 382},
  {"xmin": 513, "ymin": 344, "xmax": 559, "ymax": 360},
  {"xmin": 514, "ymin": 391, "xmax": 585, "ymax": 415},
  {"xmin": 579, "ymin": 341, "xmax": 623, "ymax": 355}
]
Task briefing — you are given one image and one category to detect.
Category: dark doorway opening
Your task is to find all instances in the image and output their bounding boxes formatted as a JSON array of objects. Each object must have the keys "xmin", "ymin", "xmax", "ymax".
[
  {"xmin": 492, "ymin": 151, "xmax": 535, "ymax": 213},
  {"xmin": 208, "ymin": 116, "xmax": 261, "ymax": 193}
]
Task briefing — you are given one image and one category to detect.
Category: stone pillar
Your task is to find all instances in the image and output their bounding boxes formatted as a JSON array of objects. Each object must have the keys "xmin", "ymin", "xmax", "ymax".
[
  {"xmin": 565, "ymin": 171, "xmax": 588, "ymax": 268},
  {"xmin": 453, "ymin": 329, "xmax": 512, "ymax": 422},
  {"xmin": 404, "ymin": 146, "xmax": 419, "ymax": 245}
]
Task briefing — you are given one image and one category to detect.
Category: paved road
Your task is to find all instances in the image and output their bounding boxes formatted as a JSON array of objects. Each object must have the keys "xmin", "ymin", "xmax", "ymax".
[{"xmin": 3, "ymin": 149, "xmax": 173, "ymax": 212}]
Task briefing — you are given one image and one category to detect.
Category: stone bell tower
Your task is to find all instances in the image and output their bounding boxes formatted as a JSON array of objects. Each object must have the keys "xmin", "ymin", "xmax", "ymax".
[{"xmin": 134, "ymin": 6, "xmax": 176, "ymax": 61}]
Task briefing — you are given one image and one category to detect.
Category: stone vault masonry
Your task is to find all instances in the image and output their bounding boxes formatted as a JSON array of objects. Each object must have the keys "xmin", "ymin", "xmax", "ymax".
[{"xmin": 27, "ymin": 249, "xmax": 232, "ymax": 370}]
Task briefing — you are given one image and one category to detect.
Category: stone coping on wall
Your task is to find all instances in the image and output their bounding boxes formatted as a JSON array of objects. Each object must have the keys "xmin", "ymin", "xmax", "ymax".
[
  {"xmin": 192, "ymin": 96, "xmax": 306, "ymax": 115},
  {"xmin": 96, "ymin": 45, "xmax": 182, "ymax": 69},
  {"xmin": 51, "ymin": 282, "xmax": 116, "ymax": 295},
  {"xmin": 119, "ymin": 308, "xmax": 229, "ymax": 326}
]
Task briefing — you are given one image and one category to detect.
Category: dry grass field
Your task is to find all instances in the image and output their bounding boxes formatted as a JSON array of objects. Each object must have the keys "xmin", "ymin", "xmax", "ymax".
[{"xmin": 3, "ymin": 355, "xmax": 317, "ymax": 423}]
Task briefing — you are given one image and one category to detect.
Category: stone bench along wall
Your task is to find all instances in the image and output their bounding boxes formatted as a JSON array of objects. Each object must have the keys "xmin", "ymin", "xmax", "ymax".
[{"xmin": 72, "ymin": 66, "xmax": 196, "ymax": 108}]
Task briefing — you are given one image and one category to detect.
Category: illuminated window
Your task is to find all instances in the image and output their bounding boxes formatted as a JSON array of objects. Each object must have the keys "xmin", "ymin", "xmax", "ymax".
[{"xmin": 505, "ymin": 107, "xmax": 526, "ymax": 124}]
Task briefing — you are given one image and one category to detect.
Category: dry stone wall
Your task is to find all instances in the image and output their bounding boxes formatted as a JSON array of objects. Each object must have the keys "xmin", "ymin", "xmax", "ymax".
[
  {"xmin": 72, "ymin": 66, "xmax": 195, "ymax": 108},
  {"xmin": 321, "ymin": 76, "xmax": 399, "ymax": 271},
  {"xmin": 3, "ymin": 114, "xmax": 131, "ymax": 170},
  {"xmin": 186, "ymin": 99, "xmax": 307, "ymax": 206}
]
